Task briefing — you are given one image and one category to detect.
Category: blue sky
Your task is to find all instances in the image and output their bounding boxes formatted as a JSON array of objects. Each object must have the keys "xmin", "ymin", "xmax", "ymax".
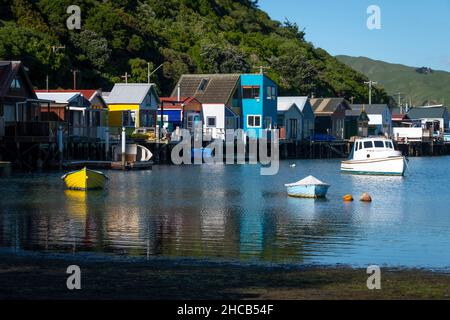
[{"xmin": 259, "ymin": 0, "xmax": 450, "ymax": 71}]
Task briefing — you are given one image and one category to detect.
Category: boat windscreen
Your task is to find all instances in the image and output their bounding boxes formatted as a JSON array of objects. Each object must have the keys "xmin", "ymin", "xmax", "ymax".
[
  {"xmin": 364, "ymin": 141, "xmax": 373, "ymax": 149},
  {"xmin": 374, "ymin": 141, "xmax": 384, "ymax": 148}
]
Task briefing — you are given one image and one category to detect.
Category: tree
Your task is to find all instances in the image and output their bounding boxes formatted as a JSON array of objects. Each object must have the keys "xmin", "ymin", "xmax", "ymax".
[
  {"xmin": 272, "ymin": 51, "xmax": 320, "ymax": 95},
  {"xmin": 70, "ymin": 30, "xmax": 111, "ymax": 69},
  {"xmin": 129, "ymin": 58, "xmax": 152, "ymax": 83},
  {"xmin": 200, "ymin": 44, "xmax": 250, "ymax": 73}
]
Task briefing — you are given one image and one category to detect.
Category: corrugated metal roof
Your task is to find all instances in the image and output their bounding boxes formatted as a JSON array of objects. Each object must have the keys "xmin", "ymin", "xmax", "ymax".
[
  {"xmin": 36, "ymin": 92, "xmax": 80, "ymax": 104},
  {"xmin": 350, "ymin": 104, "xmax": 389, "ymax": 115},
  {"xmin": 310, "ymin": 98, "xmax": 350, "ymax": 114},
  {"xmin": 171, "ymin": 74, "xmax": 240, "ymax": 105},
  {"xmin": 277, "ymin": 101, "xmax": 296, "ymax": 112},
  {"xmin": 106, "ymin": 83, "xmax": 157, "ymax": 104},
  {"xmin": 278, "ymin": 97, "xmax": 309, "ymax": 112},
  {"xmin": 408, "ymin": 107, "xmax": 448, "ymax": 119}
]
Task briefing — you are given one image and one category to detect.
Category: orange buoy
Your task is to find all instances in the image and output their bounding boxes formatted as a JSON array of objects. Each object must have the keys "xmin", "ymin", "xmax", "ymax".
[
  {"xmin": 360, "ymin": 193, "xmax": 373, "ymax": 202},
  {"xmin": 343, "ymin": 194, "xmax": 354, "ymax": 202}
]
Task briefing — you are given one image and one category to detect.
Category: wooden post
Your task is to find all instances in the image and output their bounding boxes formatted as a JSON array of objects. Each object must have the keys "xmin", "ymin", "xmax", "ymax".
[{"xmin": 121, "ymin": 127, "xmax": 126, "ymax": 169}]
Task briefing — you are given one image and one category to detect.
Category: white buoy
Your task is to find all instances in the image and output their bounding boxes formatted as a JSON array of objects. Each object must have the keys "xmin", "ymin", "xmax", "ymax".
[{"xmin": 290, "ymin": 164, "xmax": 296, "ymax": 168}]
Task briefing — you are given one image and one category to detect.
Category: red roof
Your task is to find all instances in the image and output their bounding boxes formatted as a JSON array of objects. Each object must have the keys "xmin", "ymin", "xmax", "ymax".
[
  {"xmin": 392, "ymin": 114, "xmax": 410, "ymax": 121},
  {"xmin": 160, "ymin": 96, "xmax": 200, "ymax": 109},
  {"xmin": 160, "ymin": 96, "xmax": 197, "ymax": 103},
  {"xmin": 35, "ymin": 89, "xmax": 99, "ymax": 100}
]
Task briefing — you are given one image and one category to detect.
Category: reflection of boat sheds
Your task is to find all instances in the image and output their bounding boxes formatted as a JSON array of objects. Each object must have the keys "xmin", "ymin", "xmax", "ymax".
[{"xmin": 341, "ymin": 137, "xmax": 407, "ymax": 176}]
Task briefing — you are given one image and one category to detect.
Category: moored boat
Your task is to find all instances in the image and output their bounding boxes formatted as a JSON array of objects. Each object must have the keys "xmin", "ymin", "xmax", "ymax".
[
  {"xmin": 285, "ymin": 176, "xmax": 330, "ymax": 198},
  {"xmin": 61, "ymin": 167, "xmax": 109, "ymax": 191},
  {"xmin": 341, "ymin": 137, "xmax": 407, "ymax": 176}
]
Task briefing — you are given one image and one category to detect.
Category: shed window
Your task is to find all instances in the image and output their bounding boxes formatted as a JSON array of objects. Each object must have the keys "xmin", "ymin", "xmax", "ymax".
[
  {"xmin": 10, "ymin": 77, "xmax": 21, "ymax": 90},
  {"xmin": 207, "ymin": 116, "xmax": 216, "ymax": 127},
  {"xmin": 247, "ymin": 115, "xmax": 261, "ymax": 128},
  {"xmin": 364, "ymin": 141, "xmax": 374, "ymax": 149},
  {"xmin": 374, "ymin": 141, "xmax": 384, "ymax": 148},
  {"xmin": 243, "ymin": 86, "xmax": 260, "ymax": 99},
  {"xmin": 266, "ymin": 86, "xmax": 276, "ymax": 100}
]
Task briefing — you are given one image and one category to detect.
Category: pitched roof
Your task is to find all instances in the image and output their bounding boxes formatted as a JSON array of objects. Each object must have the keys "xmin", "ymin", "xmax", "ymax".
[
  {"xmin": 0, "ymin": 61, "xmax": 37, "ymax": 99},
  {"xmin": 346, "ymin": 104, "xmax": 389, "ymax": 117},
  {"xmin": 407, "ymin": 107, "xmax": 448, "ymax": 119},
  {"xmin": 310, "ymin": 98, "xmax": 350, "ymax": 115},
  {"xmin": 36, "ymin": 92, "xmax": 81, "ymax": 104},
  {"xmin": 171, "ymin": 74, "xmax": 240, "ymax": 105},
  {"xmin": 105, "ymin": 83, "xmax": 158, "ymax": 104},
  {"xmin": 278, "ymin": 97, "xmax": 309, "ymax": 112},
  {"xmin": 277, "ymin": 100, "xmax": 297, "ymax": 112},
  {"xmin": 35, "ymin": 89, "xmax": 101, "ymax": 101},
  {"xmin": 350, "ymin": 104, "xmax": 389, "ymax": 115},
  {"xmin": 159, "ymin": 96, "xmax": 201, "ymax": 110}
]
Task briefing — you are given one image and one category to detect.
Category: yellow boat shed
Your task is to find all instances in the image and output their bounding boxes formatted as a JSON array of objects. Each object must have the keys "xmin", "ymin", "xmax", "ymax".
[{"xmin": 105, "ymin": 83, "xmax": 160, "ymax": 130}]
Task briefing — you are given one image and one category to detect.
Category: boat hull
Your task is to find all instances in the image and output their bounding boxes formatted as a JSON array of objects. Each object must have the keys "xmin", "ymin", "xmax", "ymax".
[
  {"xmin": 286, "ymin": 185, "xmax": 330, "ymax": 198},
  {"xmin": 341, "ymin": 156, "xmax": 406, "ymax": 176},
  {"xmin": 62, "ymin": 168, "xmax": 108, "ymax": 190}
]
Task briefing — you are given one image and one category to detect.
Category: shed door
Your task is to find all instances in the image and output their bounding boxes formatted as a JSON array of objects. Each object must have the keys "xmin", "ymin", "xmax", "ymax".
[{"xmin": 289, "ymin": 119, "xmax": 298, "ymax": 139}]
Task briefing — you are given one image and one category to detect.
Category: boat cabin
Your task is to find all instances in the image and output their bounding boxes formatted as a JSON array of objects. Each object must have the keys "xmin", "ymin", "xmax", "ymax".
[{"xmin": 350, "ymin": 138, "xmax": 399, "ymax": 161}]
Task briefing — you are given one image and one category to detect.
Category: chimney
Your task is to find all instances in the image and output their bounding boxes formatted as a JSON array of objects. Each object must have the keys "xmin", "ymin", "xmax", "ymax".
[{"xmin": 177, "ymin": 83, "xmax": 181, "ymax": 101}]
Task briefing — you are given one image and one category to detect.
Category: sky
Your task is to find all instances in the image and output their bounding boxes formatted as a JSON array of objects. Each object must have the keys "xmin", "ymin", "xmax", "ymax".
[{"xmin": 259, "ymin": 0, "xmax": 450, "ymax": 72}]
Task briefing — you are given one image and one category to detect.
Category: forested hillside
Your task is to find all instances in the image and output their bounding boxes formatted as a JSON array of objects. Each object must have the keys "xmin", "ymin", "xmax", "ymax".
[{"xmin": 0, "ymin": 0, "xmax": 389, "ymax": 102}]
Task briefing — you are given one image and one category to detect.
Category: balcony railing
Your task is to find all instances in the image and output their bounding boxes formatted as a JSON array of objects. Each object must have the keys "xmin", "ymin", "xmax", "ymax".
[
  {"xmin": 4, "ymin": 121, "xmax": 62, "ymax": 139},
  {"xmin": 69, "ymin": 126, "xmax": 108, "ymax": 141}
]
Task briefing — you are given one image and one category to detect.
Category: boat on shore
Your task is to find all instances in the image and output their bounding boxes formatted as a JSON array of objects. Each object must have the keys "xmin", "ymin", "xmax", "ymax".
[
  {"xmin": 285, "ymin": 176, "xmax": 330, "ymax": 198},
  {"xmin": 61, "ymin": 167, "xmax": 109, "ymax": 191},
  {"xmin": 341, "ymin": 137, "xmax": 407, "ymax": 176}
]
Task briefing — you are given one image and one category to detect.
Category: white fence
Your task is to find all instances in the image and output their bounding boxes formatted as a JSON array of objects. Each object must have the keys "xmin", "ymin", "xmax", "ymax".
[{"xmin": 393, "ymin": 127, "xmax": 432, "ymax": 143}]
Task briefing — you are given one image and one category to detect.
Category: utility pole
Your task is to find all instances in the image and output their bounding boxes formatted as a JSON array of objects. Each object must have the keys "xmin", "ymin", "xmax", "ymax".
[
  {"xmin": 46, "ymin": 45, "xmax": 65, "ymax": 91},
  {"xmin": 253, "ymin": 66, "xmax": 270, "ymax": 74},
  {"xmin": 121, "ymin": 72, "xmax": 130, "ymax": 84},
  {"xmin": 72, "ymin": 69, "xmax": 79, "ymax": 90},
  {"xmin": 350, "ymin": 96, "xmax": 355, "ymax": 104},
  {"xmin": 364, "ymin": 80, "xmax": 377, "ymax": 105},
  {"xmin": 394, "ymin": 92, "xmax": 404, "ymax": 113},
  {"xmin": 148, "ymin": 63, "xmax": 164, "ymax": 84}
]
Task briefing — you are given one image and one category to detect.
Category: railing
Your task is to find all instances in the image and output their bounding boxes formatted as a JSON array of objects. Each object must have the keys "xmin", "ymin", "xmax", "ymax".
[
  {"xmin": 69, "ymin": 126, "xmax": 108, "ymax": 141},
  {"xmin": 0, "ymin": 117, "xmax": 4, "ymax": 137},
  {"xmin": 4, "ymin": 121, "xmax": 62, "ymax": 139}
]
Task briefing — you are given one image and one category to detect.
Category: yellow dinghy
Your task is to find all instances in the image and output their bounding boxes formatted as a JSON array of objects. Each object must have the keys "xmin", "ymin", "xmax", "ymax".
[{"xmin": 61, "ymin": 167, "xmax": 109, "ymax": 191}]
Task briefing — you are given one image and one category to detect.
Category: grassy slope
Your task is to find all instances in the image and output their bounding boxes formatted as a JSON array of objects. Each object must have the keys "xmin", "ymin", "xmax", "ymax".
[{"xmin": 337, "ymin": 55, "xmax": 450, "ymax": 106}]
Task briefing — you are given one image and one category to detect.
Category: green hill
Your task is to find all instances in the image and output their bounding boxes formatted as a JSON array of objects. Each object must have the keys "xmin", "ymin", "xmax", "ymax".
[
  {"xmin": 337, "ymin": 55, "xmax": 450, "ymax": 106},
  {"xmin": 0, "ymin": 0, "xmax": 389, "ymax": 102}
]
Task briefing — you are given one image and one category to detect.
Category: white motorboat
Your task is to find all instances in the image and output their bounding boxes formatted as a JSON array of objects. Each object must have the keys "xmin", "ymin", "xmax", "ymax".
[{"xmin": 341, "ymin": 137, "xmax": 407, "ymax": 176}]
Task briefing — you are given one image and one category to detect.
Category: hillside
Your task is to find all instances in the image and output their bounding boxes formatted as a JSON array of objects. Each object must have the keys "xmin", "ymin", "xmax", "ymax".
[
  {"xmin": 337, "ymin": 55, "xmax": 450, "ymax": 106},
  {"xmin": 0, "ymin": 0, "xmax": 388, "ymax": 102}
]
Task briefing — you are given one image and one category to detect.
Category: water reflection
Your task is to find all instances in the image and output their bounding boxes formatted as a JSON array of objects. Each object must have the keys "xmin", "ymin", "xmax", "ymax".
[{"xmin": 1, "ymin": 158, "xmax": 450, "ymax": 268}]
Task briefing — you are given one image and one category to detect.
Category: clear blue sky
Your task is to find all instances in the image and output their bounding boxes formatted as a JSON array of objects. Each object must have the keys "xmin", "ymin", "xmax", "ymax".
[{"xmin": 259, "ymin": 0, "xmax": 450, "ymax": 71}]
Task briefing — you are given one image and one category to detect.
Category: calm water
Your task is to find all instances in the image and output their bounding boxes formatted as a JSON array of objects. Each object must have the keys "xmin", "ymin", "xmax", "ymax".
[{"xmin": 1, "ymin": 158, "xmax": 450, "ymax": 269}]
